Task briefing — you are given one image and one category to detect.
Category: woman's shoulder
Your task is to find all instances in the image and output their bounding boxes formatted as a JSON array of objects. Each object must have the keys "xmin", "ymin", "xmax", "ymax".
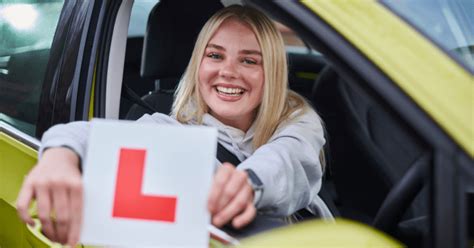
[
  {"xmin": 287, "ymin": 106, "xmax": 322, "ymax": 126},
  {"xmin": 272, "ymin": 107, "xmax": 323, "ymax": 138}
]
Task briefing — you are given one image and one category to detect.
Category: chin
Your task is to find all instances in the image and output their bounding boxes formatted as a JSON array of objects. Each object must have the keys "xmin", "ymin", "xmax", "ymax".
[{"xmin": 212, "ymin": 110, "xmax": 241, "ymax": 120}]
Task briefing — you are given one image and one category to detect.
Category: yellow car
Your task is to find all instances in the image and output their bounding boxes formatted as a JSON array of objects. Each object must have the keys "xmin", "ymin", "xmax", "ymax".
[{"xmin": 1, "ymin": 0, "xmax": 472, "ymax": 247}]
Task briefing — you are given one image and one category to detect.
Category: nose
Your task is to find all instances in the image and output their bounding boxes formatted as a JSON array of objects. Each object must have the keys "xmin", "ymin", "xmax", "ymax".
[{"xmin": 218, "ymin": 58, "xmax": 238, "ymax": 79}]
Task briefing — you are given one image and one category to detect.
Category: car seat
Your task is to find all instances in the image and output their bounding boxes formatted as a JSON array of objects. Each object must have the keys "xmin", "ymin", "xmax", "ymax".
[
  {"xmin": 287, "ymin": 51, "xmax": 325, "ymax": 100},
  {"xmin": 311, "ymin": 66, "xmax": 429, "ymax": 246},
  {"xmin": 124, "ymin": 0, "xmax": 223, "ymax": 120},
  {"xmin": 119, "ymin": 37, "xmax": 155, "ymax": 118}
]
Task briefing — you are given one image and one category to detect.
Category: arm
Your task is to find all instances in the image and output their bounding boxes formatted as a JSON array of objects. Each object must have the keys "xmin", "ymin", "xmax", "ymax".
[
  {"xmin": 39, "ymin": 121, "xmax": 90, "ymax": 162},
  {"xmin": 238, "ymin": 109, "xmax": 325, "ymax": 216},
  {"xmin": 207, "ymin": 109, "xmax": 325, "ymax": 228},
  {"xmin": 17, "ymin": 113, "xmax": 177, "ymax": 245},
  {"xmin": 39, "ymin": 113, "xmax": 178, "ymax": 162}
]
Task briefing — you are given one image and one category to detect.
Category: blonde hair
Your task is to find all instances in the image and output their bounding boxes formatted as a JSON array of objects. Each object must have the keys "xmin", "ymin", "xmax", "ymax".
[{"xmin": 172, "ymin": 5, "xmax": 310, "ymax": 149}]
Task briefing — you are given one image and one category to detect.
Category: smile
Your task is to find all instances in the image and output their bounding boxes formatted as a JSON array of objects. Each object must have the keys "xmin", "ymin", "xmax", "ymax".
[{"xmin": 215, "ymin": 86, "xmax": 245, "ymax": 96}]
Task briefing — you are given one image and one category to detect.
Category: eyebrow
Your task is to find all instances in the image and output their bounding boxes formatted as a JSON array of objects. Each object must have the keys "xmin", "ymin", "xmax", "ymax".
[{"xmin": 207, "ymin": 43, "xmax": 262, "ymax": 56}]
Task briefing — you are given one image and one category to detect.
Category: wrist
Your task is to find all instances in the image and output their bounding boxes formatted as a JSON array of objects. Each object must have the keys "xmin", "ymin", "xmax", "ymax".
[{"xmin": 42, "ymin": 147, "xmax": 81, "ymax": 170}]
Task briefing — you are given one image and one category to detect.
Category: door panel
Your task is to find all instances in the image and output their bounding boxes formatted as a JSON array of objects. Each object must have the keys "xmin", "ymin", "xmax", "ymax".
[{"xmin": 0, "ymin": 130, "xmax": 39, "ymax": 247}]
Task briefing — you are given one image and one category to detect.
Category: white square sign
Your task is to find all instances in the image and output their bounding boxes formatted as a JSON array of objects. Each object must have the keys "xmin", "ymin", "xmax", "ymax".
[{"xmin": 80, "ymin": 119, "xmax": 217, "ymax": 247}]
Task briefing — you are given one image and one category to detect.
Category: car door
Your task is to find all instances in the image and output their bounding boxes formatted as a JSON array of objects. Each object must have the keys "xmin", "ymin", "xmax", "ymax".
[
  {"xmin": 244, "ymin": 1, "xmax": 473, "ymax": 247},
  {"xmin": 0, "ymin": 0, "xmax": 128, "ymax": 246}
]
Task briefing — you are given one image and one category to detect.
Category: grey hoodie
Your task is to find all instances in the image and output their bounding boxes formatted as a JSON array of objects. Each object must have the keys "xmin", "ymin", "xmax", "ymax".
[{"xmin": 40, "ymin": 110, "xmax": 332, "ymax": 218}]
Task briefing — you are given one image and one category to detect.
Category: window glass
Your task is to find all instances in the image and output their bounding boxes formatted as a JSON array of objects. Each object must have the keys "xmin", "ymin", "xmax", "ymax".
[
  {"xmin": 275, "ymin": 22, "xmax": 305, "ymax": 48},
  {"xmin": 0, "ymin": 0, "xmax": 64, "ymax": 136},
  {"xmin": 274, "ymin": 21, "xmax": 324, "ymax": 100},
  {"xmin": 128, "ymin": 0, "xmax": 159, "ymax": 37},
  {"xmin": 274, "ymin": 21, "xmax": 321, "ymax": 56},
  {"xmin": 382, "ymin": 0, "xmax": 474, "ymax": 70}
]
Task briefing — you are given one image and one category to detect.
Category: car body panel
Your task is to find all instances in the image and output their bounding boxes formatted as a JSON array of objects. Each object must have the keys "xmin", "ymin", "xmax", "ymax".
[
  {"xmin": 0, "ymin": 132, "xmax": 37, "ymax": 206},
  {"xmin": 239, "ymin": 218, "xmax": 402, "ymax": 248},
  {"xmin": 303, "ymin": 0, "xmax": 474, "ymax": 157},
  {"xmin": 0, "ymin": 131, "xmax": 40, "ymax": 247},
  {"xmin": 1, "ymin": 199, "xmax": 58, "ymax": 248}
]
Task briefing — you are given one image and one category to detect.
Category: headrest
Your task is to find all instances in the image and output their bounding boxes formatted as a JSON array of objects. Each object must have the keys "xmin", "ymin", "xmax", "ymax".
[{"xmin": 140, "ymin": 0, "xmax": 223, "ymax": 80}]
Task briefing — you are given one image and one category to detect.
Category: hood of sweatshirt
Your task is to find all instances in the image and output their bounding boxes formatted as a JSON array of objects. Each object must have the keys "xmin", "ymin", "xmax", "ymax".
[{"xmin": 200, "ymin": 113, "xmax": 256, "ymax": 162}]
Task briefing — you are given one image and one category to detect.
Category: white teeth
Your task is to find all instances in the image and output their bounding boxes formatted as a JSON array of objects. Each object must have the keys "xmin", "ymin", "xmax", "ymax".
[{"xmin": 216, "ymin": 86, "xmax": 244, "ymax": 95}]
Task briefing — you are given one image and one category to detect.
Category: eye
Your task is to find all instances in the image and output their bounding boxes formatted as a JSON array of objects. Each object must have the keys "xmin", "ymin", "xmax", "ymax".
[
  {"xmin": 242, "ymin": 58, "xmax": 257, "ymax": 65},
  {"xmin": 207, "ymin": 52, "xmax": 222, "ymax": 60}
]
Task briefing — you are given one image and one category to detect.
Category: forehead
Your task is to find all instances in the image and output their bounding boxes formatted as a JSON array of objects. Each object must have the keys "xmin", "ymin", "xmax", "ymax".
[{"xmin": 208, "ymin": 18, "xmax": 261, "ymax": 50}]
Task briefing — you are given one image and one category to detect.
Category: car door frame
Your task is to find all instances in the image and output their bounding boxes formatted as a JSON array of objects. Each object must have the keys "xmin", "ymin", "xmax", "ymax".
[
  {"xmin": 36, "ymin": 0, "xmax": 128, "ymax": 138},
  {"xmin": 246, "ymin": 1, "xmax": 472, "ymax": 248}
]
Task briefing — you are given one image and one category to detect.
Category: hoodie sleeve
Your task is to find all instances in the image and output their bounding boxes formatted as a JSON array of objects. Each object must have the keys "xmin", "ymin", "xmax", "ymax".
[
  {"xmin": 39, "ymin": 113, "xmax": 178, "ymax": 162},
  {"xmin": 39, "ymin": 121, "xmax": 91, "ymax": 161},
  {"xmin": 237, "ymin": 109, "xmax": 326, "ymax": 216}
]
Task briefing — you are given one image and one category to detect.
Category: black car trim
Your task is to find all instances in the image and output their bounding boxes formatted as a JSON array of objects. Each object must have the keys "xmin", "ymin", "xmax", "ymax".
[
  {"xmin": 380, "ymin": 1, "xmax": 474, "ymax": 74},
  {"xmin": 66, "ymin": 2, "xmax": 91, "ymax": 121},
  {"xmin": 95, "ymin": 0, "xmax": 123, "ymax": 118},
  {"xmin": 37, "ymin": 1, "xmax": 84, "ymax": 138},
  {"xmin": 70, "ymin": 0, "xmax": 103, "ymax": 121},
  {"xmin": 54, "ymin": 3, "xmax": 94, "ymax": 124},
  {"xmin": 456, "ymin": 152, "xmax": 474, "ymax": 247},
  {"xmin": 432, "ymin": 151, "xmax": 460, "ymax": 248},
  {"xmin": 81, "ymin": 0, "xmax": 105, "ymax": 120}
]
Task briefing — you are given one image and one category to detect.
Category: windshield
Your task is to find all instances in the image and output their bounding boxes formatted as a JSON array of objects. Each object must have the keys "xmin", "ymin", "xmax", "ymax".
[{"xmin": 382, "ymin": 0, "xmax": 474, "ymax": 71}]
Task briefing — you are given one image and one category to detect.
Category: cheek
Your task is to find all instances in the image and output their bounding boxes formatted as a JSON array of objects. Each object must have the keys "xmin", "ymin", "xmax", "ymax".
[
  {"xmin": 198, "ymin": 61, "xmax": 215, "ymax": 86},
  {"xmin": 249, "ymin": 70, "xmax": 265, "ymax": 99},
  {"xmin": 198, "ymin": 63, "xmax": 206, "ymax": 86}
]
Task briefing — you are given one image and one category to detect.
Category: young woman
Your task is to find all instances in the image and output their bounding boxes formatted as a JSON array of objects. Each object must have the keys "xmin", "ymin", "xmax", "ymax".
[{"xmin": 17, "ymin": 5, "xmax": 331, "ymax": 246}]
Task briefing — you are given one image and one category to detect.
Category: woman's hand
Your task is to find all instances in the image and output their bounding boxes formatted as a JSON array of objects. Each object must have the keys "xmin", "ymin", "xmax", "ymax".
[
  {"xmin": 207, "ymin": 163, "xmax": 256, "ymax": 229},
  {"xmin": 16, "ymin": 147, "xmax": 83, "ymax": 246}
]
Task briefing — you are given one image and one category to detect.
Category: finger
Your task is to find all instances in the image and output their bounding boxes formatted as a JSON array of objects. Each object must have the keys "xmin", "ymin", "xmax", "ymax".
[
  {"xmin": 36, "ymin": 184, "xmax": 56, "ymax": 241},
  {"xmin": 52, "ymin": 187, "xmax": 70, "ymax": 244},
  {"xmin": 212, "ymin": 183, "xmax": 252, "ymax": 227},
  {"xmin": 232, "ymin": 203, "xmax": 257, "ymax": 229},
  {"xmin": 208, "ymin": 163, "xmax": 234, "ymax": 213},
  {"xmin": 215, "ymin": 169, "xmax": 247, "ymax": 212},
  {"xmin": 16, "ymin": 179, "xmax": 35, "ymax": 226},
  {"xmin": 67, "ymin": 179, "xmax": 83, "ymax": 247}
]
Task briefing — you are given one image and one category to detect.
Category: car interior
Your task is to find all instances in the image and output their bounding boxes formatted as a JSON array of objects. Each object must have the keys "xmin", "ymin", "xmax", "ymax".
[{"xmin": 116, "ymin": 0, "xmax": 434, "ymax": 246}]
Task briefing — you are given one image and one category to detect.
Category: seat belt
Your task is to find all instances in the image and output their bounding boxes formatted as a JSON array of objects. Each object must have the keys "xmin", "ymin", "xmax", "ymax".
[
  {"xmin": 121, "ymin": 83, "xmax": 158, "ymax": 114},
  {"xmin": 216, "ymin": 143, "xmax": 241, "ymax": 166}
]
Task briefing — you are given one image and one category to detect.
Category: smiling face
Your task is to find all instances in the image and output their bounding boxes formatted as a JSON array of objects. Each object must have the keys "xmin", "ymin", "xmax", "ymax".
[{"xmin": 198, "ymin": 19, "xmax": 264, "ymax": 131}]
